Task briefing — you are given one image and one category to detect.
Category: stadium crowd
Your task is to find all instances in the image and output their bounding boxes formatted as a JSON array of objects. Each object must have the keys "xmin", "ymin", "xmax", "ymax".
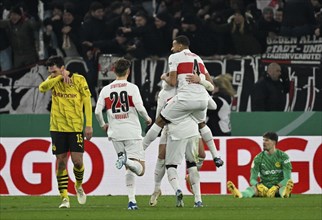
[{"xmin": 1, "ymin": 0, "xmax": 321, "ymax": 70}]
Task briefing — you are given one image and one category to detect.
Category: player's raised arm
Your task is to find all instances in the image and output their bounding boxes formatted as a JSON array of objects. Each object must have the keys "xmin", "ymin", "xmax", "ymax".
[{"xmin": 39, "ymin": 75, "xmax": 63, "ymax": 92}]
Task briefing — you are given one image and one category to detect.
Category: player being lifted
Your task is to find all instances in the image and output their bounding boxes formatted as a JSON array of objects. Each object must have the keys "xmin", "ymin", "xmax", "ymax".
[
  {"xmin": 144, "ymin": 35, "xmax": 223, "ymax": 205},
  {"xmin": 39, "ymin": 56, "xmax": 93, "ymax": 208},
  {"xmin": 95, "ymin": 58, "xmax": 152, "ymax": 210},
  {"xmin": 227, "ymin": 131, "xmax": 294, "ymax": 198}
]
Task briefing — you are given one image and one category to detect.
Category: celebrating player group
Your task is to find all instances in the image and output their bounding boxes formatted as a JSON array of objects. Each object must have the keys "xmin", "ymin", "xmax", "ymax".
[{"xmin": 40, "ymin": 35, "xmax": 293, "ymax": 210}]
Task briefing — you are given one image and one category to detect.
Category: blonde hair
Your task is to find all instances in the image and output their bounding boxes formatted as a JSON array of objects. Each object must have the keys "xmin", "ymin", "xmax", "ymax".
[{"xmin": 213, "ymin": 74, "xmax": 236, "ymax": 97}]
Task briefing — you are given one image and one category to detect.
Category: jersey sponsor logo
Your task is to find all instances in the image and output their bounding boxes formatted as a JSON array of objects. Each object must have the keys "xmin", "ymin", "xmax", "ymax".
[
  {"xmin": 262, "ymin": 169, "xmax": 283, "ymax": 175},
  {"xmin": 275, "ymin": 162, "xmax": 281, "ymax": 168},
  {"xmin": 52, "ymin": 91, "xmax": 77, "ymax": 99}
]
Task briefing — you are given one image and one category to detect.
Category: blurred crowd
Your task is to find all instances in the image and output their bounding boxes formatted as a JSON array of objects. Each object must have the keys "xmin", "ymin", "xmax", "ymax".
[{"xmin": 0, "ymin": 0, "xmax": 321, "ymax": 72}]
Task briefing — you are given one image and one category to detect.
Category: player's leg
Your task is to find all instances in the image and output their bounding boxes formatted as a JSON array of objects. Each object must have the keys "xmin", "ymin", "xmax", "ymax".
[
  {"xmin": 114, "ymin": 140, "xmax": 146, "ymax": 176},
  {"xmin": 280, "ymin": 179, "xmax": 294, "ymax": 198},
  {"xmin": 125, "ymin": 169, "xmax": 138, "ymax": 210},
  {"xmin": 51, "ymin": 131, "xmax": 70, "ymax": 208},
  {"xmin": 143, "ymin": 96, "xmax": 188, "ymax": 150},
  {"xmin": 113, "ymin": 140, "xmax": 143, "ymax": 209},
  {"xmin": 227, "ymin": 181, "xmax": 243, "ymax": 198},
  {"xmin": 150, "ymin": 129, "xmax": 167, "ymax": 206},
  {"xmin": 198, "ymin": 122, "xmax": 224, "ymax": 167},
  {"xmin": 142, "ymin": 115, "xmax": 167, "ymax": 149},
  {"xmin": 70, "ymin": 132, "xmax": 86, "ymax": 205},
  {"xmin": 165, "ymin": 138, "xmax": 185, "ymax": 207},
  {"xmin": 196, "ymin": 138, "xmax": 205, "ymax": 171},
  {"xmin": 185, "ymin": 136, "xmax": 203, "ymax": 207},
  {"xmin": 191, "ymin": 105, "xmax": 224, "ymax": 167}
]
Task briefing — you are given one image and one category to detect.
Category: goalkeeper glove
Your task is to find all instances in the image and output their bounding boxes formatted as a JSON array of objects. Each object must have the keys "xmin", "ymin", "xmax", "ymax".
[
  {"xmin": 267, "ymin": 185, "xmax": 280, "ymax": 197},
  {"xmin": 214, "ymin": 157, "xmax": 224, "ymax": 168},
  {"xmin": 256, "ymin": 183, "xmax": 269, "ymax": 197}
]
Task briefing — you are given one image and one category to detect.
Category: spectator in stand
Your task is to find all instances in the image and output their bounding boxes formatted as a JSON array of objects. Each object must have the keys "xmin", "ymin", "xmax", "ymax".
[
  {"xmin": 280, "ymin": 0, "xmax": 317, "ymax": 37},
  {"xmin": 43, "ymin": 2, "xmax": 64, "ymax": 58},
  {"xmin": 80, "ymin": 2, "xmax": 107, "ymax": 103},
  {"xmin": 274, "ymin": 8, "xmax": 283, "ymax": 24},
  {"xmin": 0, "ymin": 5, "xmax": 40, "ymax": 68},
  {"xmin": 153, "ymin": 11, "xmax": 175, "ymax": 57},
  {"xmin": 256, "ymin": 7, "xmax": 281, "ymax": 53},
  {"xmin": 119, "ymin": 11, "xmax": 162, "ymax": 58},
  {"xmin": 0, "ymin": 26, "xmax": 12, "ymax": 71},
  {"xmin": 175, "ymin": 15, "xmax": 215, "ymax": 56},
  {"xmin": 251, "ymin": 62, "xmax": 290, "ymax": 111},
  {"xmin": 104, "ymin": 1, "xmax": 125, "ymax": 34},
  {"xmin": 60, "ymin": 5, "xmax": 82, "ymax": 57},
  {"xmin": 207, "ymin": 74, "xmax": 236, "ymax": 136},
  {"xmin": 209, "ymin": 9, "xmax": 262, "ymax": 55}
]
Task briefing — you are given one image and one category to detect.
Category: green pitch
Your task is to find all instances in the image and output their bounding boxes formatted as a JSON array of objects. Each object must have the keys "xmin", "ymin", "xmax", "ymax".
[{"xmin": 0, "ymin": 195, "xmax": 321, "ymax": 220}]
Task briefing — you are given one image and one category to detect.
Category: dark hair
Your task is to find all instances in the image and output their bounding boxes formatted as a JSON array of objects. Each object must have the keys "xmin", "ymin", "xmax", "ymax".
[
  {"xmin": 89, "ymin": 2, "xmax": 104, "ymax": 12},
  {"xmin": 174, "ymin": 35, "xmax": 190, "ymax": 47},
  {"xmin": 114, "ymin": 58, "xmax": 131, "ymax": 76},
  {"xmin": 46, "ymin": 56, "xmax": 65, "ymax": 68},
  {"xmin": 263, "ymin": 131, "xmax": 278, "ymax": 143}
]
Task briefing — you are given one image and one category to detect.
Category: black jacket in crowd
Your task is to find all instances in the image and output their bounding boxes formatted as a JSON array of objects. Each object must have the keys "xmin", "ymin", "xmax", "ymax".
[{"xmin": 251, "ymin": 74, "xmax": 290, "ymax": 111}]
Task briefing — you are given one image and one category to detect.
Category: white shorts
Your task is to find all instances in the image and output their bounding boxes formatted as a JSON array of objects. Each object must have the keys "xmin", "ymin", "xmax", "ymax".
[
  {"xmin": 160, "ymin": 95, "xmax": 208, "ymax": 124},
  {"xmin": 112, "ymin": 139, "xmax": 145, "ymax": 161},
  {"xmin": 165, "ymin": 135, "xmax": 199, "ymax": 166}
]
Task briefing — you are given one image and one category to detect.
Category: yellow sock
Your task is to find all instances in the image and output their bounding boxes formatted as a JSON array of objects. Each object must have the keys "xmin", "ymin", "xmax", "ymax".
[
  {"xmin": 73, "ymin": 164, "xmax": 84, "ymax": 188},
  {"xmin": 56, "ymin": 169, "xmax": 69, "ymax": 199}
]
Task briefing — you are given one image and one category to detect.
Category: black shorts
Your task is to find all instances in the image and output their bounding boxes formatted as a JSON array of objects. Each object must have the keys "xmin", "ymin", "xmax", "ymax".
[{"xmin": 50, "ymin": 131, "xmax": 85, "ymax": 155}]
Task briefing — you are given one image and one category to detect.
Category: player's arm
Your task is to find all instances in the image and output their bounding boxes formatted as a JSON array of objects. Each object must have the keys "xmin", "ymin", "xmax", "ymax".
[
  {"xmin": 278, "ymin": 153, "xmax": 292, "ymax": 187},
  {"xmin": 94, "ymin": 103, "xmax": 106, "ymax": 128},
  {"xmin": 163, "ymin": 71, "xmax": 177, "ymax": 87},
  {"xmin": 94, "ymin": 89, "xmax": 108, "ymax": 130},
  {"xmin": 81, "ymin": 79, "xmax": 93, "ymax": 140},
  {"xmin": 186, "ymin": 68, "xmax": 214, "ymax": 91},
  {"xmin": 249, "ymin": 156, "xmax": 261, "ymax": 186},
  {"xmin": 38, "ymin": 75, "xmax": 63, "ymax": 92}
]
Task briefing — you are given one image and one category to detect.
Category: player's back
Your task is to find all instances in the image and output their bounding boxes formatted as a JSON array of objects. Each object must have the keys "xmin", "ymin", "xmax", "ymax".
[
  {"xmin": 99, "ymin": 80, "xmax": 143, "ymax": 140},
  {"xmin": 168, "ymin": 49, "xmax": 208, "ymax": 100}
]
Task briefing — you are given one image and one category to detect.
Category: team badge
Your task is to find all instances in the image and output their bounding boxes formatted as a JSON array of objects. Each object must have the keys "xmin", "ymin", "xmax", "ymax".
[
  {"xmin": 275, "ymin": 162, "xmax": 281, "ymax": 168},
  {"xmin": 52, "ymin": 145, "xmax": 56, "ymax": 151}
]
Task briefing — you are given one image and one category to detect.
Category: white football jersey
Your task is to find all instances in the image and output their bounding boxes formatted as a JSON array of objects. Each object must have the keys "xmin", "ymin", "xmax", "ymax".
[
  {"xmin": 167, "ymin": 116, "xmax": 199, "ymax": 140},
  {"xmin": 168, "ymin": 49, "xmax": 209, "ymax": 100},
  {"xmin": 96, "ymin": 80, "xmax": 149, "ymax": 141}
]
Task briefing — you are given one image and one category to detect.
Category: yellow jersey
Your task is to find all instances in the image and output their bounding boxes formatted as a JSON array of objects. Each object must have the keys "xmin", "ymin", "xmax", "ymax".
[{"xmin": 39, "ymin": 73, "xmax": 92, "ymax": 132}]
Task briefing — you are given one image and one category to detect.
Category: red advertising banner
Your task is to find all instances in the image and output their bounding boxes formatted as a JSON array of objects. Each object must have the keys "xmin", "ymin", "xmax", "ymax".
[{"xmin": 0, "ymin": 136, "xmax": 321, "ymax": 195}]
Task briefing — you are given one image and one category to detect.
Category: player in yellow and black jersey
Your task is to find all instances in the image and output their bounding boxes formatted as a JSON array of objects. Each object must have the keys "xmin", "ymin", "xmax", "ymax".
[{"xmin": 39, "ymin": 56, "xmax": 93, "ymax": 208}]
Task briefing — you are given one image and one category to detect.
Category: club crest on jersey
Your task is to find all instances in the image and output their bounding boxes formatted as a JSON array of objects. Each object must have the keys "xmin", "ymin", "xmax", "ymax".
[
  {"xmin": 275, "ymin": 162, "xmax": 281, "ymax": 168},
  {"xmin": 52, "ymin": 145, "xmax": 56, "ymax": 151}
]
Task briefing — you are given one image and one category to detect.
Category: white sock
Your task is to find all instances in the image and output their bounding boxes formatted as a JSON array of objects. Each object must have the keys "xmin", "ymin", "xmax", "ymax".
[
  {"xmin": 143, "ymin": 124, "xmax": 162, "ymax": 150},
  {"xmin": 154, "ymin": 159, "xmax": 165, "ymax": 192},
  {"xmin": 188, "ymin": 166, "xmax": 201, "ymax": 203},
  {"xmin": 196, "ymin": 157, "xmax": 205, "ymax": 171},
  {"xmin": 167, "ymin": 167, "xmax": 180, "ymax": 193},
  {"xmin": 125, "ymin": 170, "xmax": 136, "ymax": 203},
  {"xmin": 126, "ymin": 159, "xmax": 143, "ymax": 176},
  {"xmin": 199, "ymin": 126, "xmax": 218, "ymax": 158}
]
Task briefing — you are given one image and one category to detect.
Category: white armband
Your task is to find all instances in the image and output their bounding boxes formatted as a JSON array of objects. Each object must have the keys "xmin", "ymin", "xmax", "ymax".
[{"xmin": 200, "ymin": 79, "xmax": 214, "ymax": 92}]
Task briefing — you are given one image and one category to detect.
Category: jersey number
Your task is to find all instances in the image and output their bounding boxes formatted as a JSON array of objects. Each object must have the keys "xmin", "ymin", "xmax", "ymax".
[{"xmin": 110, "ymin": 91, "xmax": 129, "ymax": 113}]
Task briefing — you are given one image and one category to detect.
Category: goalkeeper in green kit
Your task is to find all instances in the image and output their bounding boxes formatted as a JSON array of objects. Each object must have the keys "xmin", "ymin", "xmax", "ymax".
[{"xmin": 227, "ymin": 132, "xmax": 294, "ymax": 198}]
